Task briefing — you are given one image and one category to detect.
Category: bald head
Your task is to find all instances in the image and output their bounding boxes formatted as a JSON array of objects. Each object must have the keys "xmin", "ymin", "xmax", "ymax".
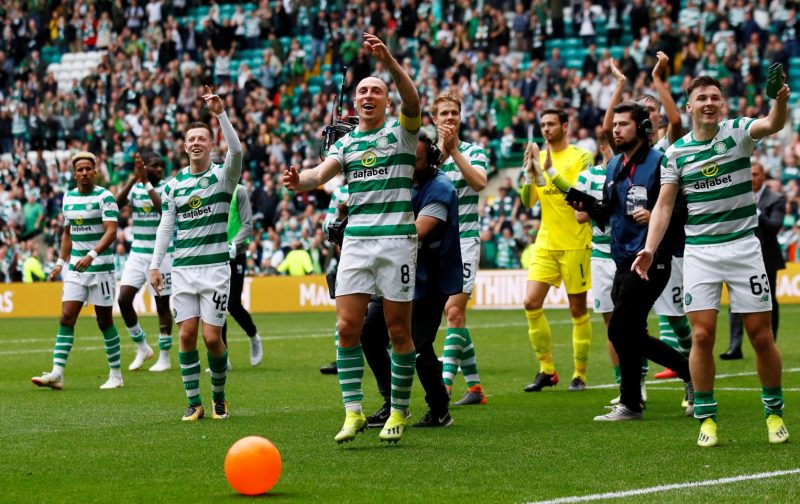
[{"xmin": 356, "ymin": 77, "xmax": 389, "ymax": 94}]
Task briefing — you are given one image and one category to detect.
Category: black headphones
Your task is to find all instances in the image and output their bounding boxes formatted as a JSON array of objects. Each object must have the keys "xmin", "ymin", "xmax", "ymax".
[
  {"xmin": 632, "ymin": 102, "xmax": 654, "ymax": 140},
  {"xmin": 419, "ymin": 131, "xmax": 443, "ymax": 168}
]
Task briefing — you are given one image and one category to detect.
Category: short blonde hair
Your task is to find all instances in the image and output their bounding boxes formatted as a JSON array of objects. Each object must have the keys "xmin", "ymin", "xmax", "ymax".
[
  {"xmin": 431, "ymin": 93, "xmax": 462, "ymax": 117},
  {"xmin": 72, "ymin": 151, "xmax": 97, "ymax": 168}
]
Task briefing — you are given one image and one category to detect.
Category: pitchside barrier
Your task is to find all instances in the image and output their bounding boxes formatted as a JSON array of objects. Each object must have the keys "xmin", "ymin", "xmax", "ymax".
[{"xmin": 3, "ymin": 264, "xmax": 800, "ymax": 318}]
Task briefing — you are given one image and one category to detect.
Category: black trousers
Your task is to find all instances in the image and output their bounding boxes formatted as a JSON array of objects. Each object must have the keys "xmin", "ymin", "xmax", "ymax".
[
  {"xmin": 410, "ymin": 291, "xmax": 451, "ymax": 415},
  {"xmin": 221, "ymin": 254, "xmax": 257, "ymax": 346},
  {"xmin": 727, "ymin": 268, "xmax": 779, "ymax": 351},
  {"xmin": 361, "ymin": 293, "xmax": 451, "ymax": 415},
  {"xmin": 609, "ymin": 253, "xmax": 691, "ymax": 412}
]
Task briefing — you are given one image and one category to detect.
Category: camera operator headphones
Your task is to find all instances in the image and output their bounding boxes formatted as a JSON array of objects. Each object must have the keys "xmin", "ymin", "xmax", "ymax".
[
  {"xmin": 419, "ymin": 131, "xmax": 443, "ymax": 168},
  {"xmin": 632, "ymin": 102, "xmax": 654, "ymax": 140}
]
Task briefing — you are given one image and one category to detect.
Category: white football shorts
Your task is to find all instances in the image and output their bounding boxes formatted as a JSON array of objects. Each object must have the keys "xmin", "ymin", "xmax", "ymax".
[
  {"xmin": 171, "ymin": 264, "xmax": 231, "ymax": 326},
  {"xmin": 683, "ymin": 234, "xmax": 772, "ymax": 314},
  {"xmin": 590, "ymin": 256, "xmax": 615, "ymax": 314},
  {"xmin": 120, "ymin": 252, "xmax": 173, "ymax": 296},
  {"xmin": 653, "ymin": 256, "xmax": 685, "ymax": 317},
  {"xmin": 460, "ymin": 237, "xmax": 480, "ymax": 296},
  {"xmin": 62, "ymin": 270, "xmax": 117, "ymax": 307},
  {"xmin": 336, "ymin": 236, "xmax": 418, "ymax": 302}
]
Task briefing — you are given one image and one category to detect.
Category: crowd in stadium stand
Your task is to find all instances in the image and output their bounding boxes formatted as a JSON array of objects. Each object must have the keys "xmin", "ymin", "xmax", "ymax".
[{"xmin": 2, "ymin": 0, "xmax": 800, "ymax": 283}]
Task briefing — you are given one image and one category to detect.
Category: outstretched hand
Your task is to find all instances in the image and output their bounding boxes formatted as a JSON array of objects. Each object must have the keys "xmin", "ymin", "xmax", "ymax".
[
  {"xmin": 283, "ymin": 165, "xmax": 300, "ymax": 191},
  {"xmin": 631, "ymin": 249, "xmax": 653, "ymax": 280},
  {"xmin": 202, "ymin": 85, "xmax": 224, "ymax": 115}
]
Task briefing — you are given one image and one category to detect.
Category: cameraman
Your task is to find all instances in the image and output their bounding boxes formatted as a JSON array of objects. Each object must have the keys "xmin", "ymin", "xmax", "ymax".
[{"xmin": 576, "ymin": 102, "xmax": 692, "ymax": 422}]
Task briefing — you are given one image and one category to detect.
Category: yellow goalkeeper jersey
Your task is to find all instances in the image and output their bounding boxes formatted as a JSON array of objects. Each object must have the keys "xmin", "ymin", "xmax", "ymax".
[{"xmin": 524, "ymin": 145, "xmax": 593, "ymax": 251}]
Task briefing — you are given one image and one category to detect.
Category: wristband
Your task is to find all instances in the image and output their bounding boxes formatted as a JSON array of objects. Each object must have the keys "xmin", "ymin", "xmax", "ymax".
[
  {"xmin": 524, "ymin": 172, "xmax": 534, "ymax": 185},
  {"xmin": 145, "ymin": 182, "xmax": 154, "ymax": 191},
  {"xmin": 56, "ymin": 258, "xmax": 66, "ymax": 268},
  {"xmin": 88, "ymin": 250, "xmax": 98, "ymax": 259}
]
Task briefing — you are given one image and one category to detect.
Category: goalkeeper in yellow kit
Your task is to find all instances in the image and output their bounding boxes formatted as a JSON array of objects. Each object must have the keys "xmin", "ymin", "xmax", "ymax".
[{"xmin": 520, "ymin": 107, "xmax": 594, "ymax": 392}]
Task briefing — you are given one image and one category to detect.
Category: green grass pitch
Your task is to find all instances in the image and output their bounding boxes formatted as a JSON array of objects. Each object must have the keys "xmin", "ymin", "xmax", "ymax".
[{"xmin": 1, "ymin": 308, "xmax": 798, "ymax": 503}]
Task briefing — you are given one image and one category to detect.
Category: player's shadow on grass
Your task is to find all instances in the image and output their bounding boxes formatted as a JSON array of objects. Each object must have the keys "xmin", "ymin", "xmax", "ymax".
[{"xmin": 336, "ymin": 444, "xmax": 412, "ymax": 452}]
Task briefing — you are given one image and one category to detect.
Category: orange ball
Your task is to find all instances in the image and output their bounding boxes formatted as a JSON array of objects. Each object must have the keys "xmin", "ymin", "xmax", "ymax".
[{"xmin": 224, "ymin": 436, "xmax": 282, "ymax": 495}]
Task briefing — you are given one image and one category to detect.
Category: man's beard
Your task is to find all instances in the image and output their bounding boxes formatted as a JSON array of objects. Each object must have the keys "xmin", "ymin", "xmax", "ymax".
[
  {"xmin": 546, "ymin": 129, "xmax": 564, "ymax": 144},
  {"xmin": 616, "ymin": 137, "xmax": 639, "ymax": 152}
]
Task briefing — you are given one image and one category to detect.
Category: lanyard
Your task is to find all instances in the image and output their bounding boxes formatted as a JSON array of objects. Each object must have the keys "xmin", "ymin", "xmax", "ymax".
[{"xmin": 622, "ymin": 156, "xmax": 636, "ymax": 185}]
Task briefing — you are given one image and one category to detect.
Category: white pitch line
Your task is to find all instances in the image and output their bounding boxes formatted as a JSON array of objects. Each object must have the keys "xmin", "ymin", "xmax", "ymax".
[
  {"xmin": 586, "ymin": 368, "xmax": 800, "ymax": 389},
  {"xmin": 0, "ymin": 319, "xmax": 555, "ymax": 348},
  {"xmin": 527, "ymin": 468, "xmax": 800, "ymax": 504},
  {"xmin": 644, "ymin": 386, "xmax": 800, "ymax": 392}
]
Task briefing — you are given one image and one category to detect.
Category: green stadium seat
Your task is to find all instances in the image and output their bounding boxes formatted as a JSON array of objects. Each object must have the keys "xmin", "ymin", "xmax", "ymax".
[
  {"xmin": 561, "ymin": 48, "xmax": 578, "ymax": 59},
  {"xmin": 279, "ymin": 37, "xmax": 292, "ymax": 54},
  {"xmin": 189, "ymin": 6, "xmax": 210, "ymax": 17},
  {"xmin": 42, "ymin": 47, "xmax": 61, "ymax": 65},
  {"xmin": 608, "ymin": 46, "xmax": 624, "ymax": 60},
  {"xmin": 566, "ymin": 58, "xmax": 583, "ymax": 70},
  {"xmin": 669, "ymin": 75, "xmax": 683, "ymax": 94}
]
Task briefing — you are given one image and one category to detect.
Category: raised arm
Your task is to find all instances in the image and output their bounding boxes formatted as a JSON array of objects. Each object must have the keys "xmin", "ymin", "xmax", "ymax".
[
  {"xmin": 602, "ymin": 59, "xmax": 627, "ymax": 151},
  {"xmin": 116, "ymin": 153, "xmax": 145, "ymax": 207},
  {"xmin": 363, "ymin": 32, "xmax": 420, "ymax": 124},
  {"xmin": 202, "ymin": 85, "xmax": 243, "ymax": 183},
  {"xmin": 651, "ymin": 52, "xmax": 683, "ymax": 144},
  {"xmin": 750, "ymin": 81, "xmax": 791, "ymax": 140}
]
